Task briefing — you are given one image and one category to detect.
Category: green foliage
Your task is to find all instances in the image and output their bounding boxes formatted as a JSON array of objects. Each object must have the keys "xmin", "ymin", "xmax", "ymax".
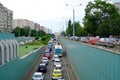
[
  {"xmin": 12, "ymin": 26, "xmax": 30, "ymax": 37},
  {"xmin": 12, "ymin": 27, "xmax": 20, "ymax": 37},
  {"xmin": 25, "ymin": 40, "xmax": 42, "ymax": 46},
  {"xmin": 66, "ymin": 20, "xmax": 83, "ymax": 36},
  {"xmin": 61, "ymin": 31, "xmax": 66, "ymax": 36},
  {"xmin": 83, "ymin": 0, "xmax": 120, "ymax": 37},
  {"xmin": 12, "ymin": 26, "xmax": 48, "ymax": 37},
  {"xmin": 67, "ymin": 20, "xmax": 73, "ymax": 36},
  {"xmin": 35, "ymin": 35, "xmax": 39, "ymax": 40},
  {"xmin": 40, "ymin": 35, "xmax": 50, "ymax": 45}
]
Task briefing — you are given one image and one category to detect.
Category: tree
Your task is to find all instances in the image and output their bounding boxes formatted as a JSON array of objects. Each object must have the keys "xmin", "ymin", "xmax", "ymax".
[
  {"xmin": 24, "ymin": 26, "xmax": 31, "ymax": 37},
  {"xmin": 84, "ymin": 0, "xmax": 120, "ymax": 37},
  {"xmin": 66, "ymin": 20, "xmax": 72, "ymax": 36},
  {"xmin": 12, "ymin": 27, "xmax": 20, "ymax": 37},
  {"xmin": 31, "ymin": 29, "xmax": 36, "ymax": 37},
  {"xmin": 38, "ymin": 30, "xmax": 46, "ymax": 37},
  {"xmin": 74, "ymin": 21, "xmax": 82, "ymax": 36}
]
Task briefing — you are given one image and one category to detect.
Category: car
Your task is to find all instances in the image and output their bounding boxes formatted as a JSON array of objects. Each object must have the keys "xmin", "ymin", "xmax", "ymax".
[
  {"xmin": 37, "ymin": 63, "xmax": 47, "ymax": 73},
  {"xmin": 44, "ymin": 53, "xmax": 51, "ymax": 59},
  {"xmin": 32, "ymin": 72, "xmax": 44, "ymax": 80},
  {"xmin": 41, "ymin": 57, "xmax": 49, "ymax": 65},
  {"xmin": 87, "ymin": 37, "xmax": 100, "ymax": 45},
  {"xmin": 96, "ymin": 38, "xmax": 116, "ymax": 47},
  {"xmin": 48, "ymin": 41, "xmax": 53, "ymax": 51},
  {"xmin": 52, "ymin": 54, "xmax": 59, "ymax": 61},
  {"xmin": 54, "ymin": 63, "xmax": 63, "ymax": 71},
  {"xmin": 80, "ymin": 37, "xmax": 89, "ymax": 43},
  {"xmin": 52, "ymin": 69, "xmax": 62, "ymax": 80},
  {"xmin": 53, "ymin": 58, "xmax": 61, "ymax": 66},
  {"xmin": 44, "ymin": 49, "xmax": 50, "ymax": 53}
]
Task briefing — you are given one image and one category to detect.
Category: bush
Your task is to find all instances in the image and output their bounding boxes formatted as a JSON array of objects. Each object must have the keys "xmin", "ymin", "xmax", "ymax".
[{"xmin": 25, "ymin": 40, "xmax": 42, "ymax": 45}]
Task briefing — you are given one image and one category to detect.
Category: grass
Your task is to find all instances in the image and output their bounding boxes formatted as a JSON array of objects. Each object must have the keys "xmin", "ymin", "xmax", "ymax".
[{"xmin": 19, "ymin": 45, "xmax": 40, "ymax": 57}]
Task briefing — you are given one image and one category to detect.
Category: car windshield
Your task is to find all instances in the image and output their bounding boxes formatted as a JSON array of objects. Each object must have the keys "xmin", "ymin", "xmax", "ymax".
[
  {"xmin": 33, "ymin": 74, "xmax": 41, "ymax": 78},
  {"xmin": 55, "ymin": 60, "xmax": 60, "ymax": 62},
  {"xmin": 40, "ymin": 65, "xmax": 45, "ymax": 68},
  {"xmin": 42, "ymin": 58, "xmax": 47, "ymax": 60},
  {"xmin": 54, "ymin": 71, "xmax": 61, "ymax": 74}
]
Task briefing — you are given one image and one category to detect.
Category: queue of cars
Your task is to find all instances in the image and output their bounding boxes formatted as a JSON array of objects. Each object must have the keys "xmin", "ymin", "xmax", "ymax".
[
  {"xmin": 69, "ymin": 36, "xmax": 120, "ymax": 48},
  {"xmin": 32, "ymin": 39, "xmax": 64, "ymax": 80},
  {"xmin": 52, "ymin": 54, "xmax": 63, "ymax": 80}
]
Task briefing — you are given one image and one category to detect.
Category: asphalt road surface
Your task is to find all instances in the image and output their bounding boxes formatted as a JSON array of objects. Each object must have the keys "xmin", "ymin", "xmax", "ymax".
[{"xmin": 44, "ymin": 46, "xmax": 69, "ymax": 80}]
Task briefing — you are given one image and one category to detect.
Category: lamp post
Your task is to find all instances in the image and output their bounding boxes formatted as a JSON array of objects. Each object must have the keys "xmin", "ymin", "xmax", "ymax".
[{"xmin": 66, "ymin": 4, "xmax": 82, "ymax": 37}]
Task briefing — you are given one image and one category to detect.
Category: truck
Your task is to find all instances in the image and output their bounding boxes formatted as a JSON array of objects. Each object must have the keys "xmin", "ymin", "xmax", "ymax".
[{"xmin": 54, "ymin": 44, "xmax": 63, "ymax": 57}]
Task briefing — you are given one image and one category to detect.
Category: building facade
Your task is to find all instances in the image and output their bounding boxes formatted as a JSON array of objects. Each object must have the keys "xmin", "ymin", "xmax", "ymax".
[
  {"xmin": 34, "ymin": 23, "xmax": 40, "ymax": 31},
  {"xmin": 0, "ymin": 3, "xmax": 4, "ymax": 32},
  {"xmin": 0, "ymin": 3, "xmax": 13, "ymax": 32},
  {"xmin": 13, "ymin": 19, "xmax": 52, "ymax": 34},
  {"xmin": 13, "ymin": 19, "xmax": 34, "ymax": 29}
]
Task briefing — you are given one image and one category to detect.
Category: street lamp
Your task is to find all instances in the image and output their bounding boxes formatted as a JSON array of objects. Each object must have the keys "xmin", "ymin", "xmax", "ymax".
[{"xmin": 66, "ymin": 4, "xmax": 82, "ymax": 37}]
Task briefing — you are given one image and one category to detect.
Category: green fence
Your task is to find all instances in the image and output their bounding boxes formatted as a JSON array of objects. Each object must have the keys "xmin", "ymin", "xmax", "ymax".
[
  {"xmin": 0, "ymin": 32, "xmax": 15, "ymax": 40},
  {"xmin": 61, "ymin": 39, "xmax": 120, "ymax": 80},
  {"xmin": 0, "ymin": 47, "xmax": 43, "ymax": 80}
]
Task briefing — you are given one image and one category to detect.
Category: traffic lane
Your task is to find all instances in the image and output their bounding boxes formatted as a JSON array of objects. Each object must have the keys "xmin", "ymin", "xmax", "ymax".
[
  {"xmin": 50, "ymin": 57, "xmax": 69, "ymax": 80},
  {"xmin": 43, "ymin": 55, "xmax": 69, "ymax": 80},
  {"xmin": 44, "ymin": 50, "xmax": 54, "ymax": 80},
  {"xmin": 44, "ymin": 58, "xmax": 53, "ymax": 80}
]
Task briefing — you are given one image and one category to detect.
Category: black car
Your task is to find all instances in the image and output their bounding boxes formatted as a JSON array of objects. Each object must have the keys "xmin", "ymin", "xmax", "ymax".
[{"xmin": 37, "ymin": 63, "xmax": 47, "ymax": 73}]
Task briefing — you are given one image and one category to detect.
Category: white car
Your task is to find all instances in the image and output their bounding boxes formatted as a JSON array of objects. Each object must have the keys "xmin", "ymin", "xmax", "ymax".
[
  {"xmin": 54, "ymin": 58, "xmax": 61, "ymax": 66},
  {"xmin": 32, "ymin": 72, "xmax": 44, "ymax": 80},
  {"xmin": 52, "ymin": 54, "xmax": 59, "ymax": 61},
  {"xmin": 41, "ymin": 57, "xmax": 49, "ymax": 64},
  {"xmin": 54, "ymin": 63, "xmax": 63, "ymax": 71}
]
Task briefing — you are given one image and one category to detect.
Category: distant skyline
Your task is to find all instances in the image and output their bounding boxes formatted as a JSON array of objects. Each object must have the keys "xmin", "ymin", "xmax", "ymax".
[{"xmin": 0, "ymin": 0, "xmax": 93, "ymax": 33}]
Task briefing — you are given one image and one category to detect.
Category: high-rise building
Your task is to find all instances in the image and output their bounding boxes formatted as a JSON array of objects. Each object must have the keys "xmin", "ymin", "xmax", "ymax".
[
  {"xmin": 13, "ymin": 19, "xmax": 34, "ymax": 29},
  {"xmin": 34, "ymin": 23, "xmax": 40, "ymax": 31},
  {"xmin": 0, "ymin": 3, "xmax": 4, "ymax": 32},
  {"xmin": 0, "ymin": 3, "xmax": 13, "ymax": 32}
]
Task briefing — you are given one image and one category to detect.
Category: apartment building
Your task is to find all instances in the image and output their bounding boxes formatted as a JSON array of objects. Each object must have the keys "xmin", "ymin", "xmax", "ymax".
[
  {"xmin": 0, "ymin": 3, "xmax": 4, "ymax": 32},
  {"xmin": 13, "ymin": 19, "xmax": 52, "ymax": 33},
  {"xmin": 0, "ymin": 3, "xmax": 13, "ymax": 32},
  {"xmin": 34, "ymin": 23, "xmax": 40, "ymax": 31},
  {"xmin": 13, "ymin": 19, "xmax": 34, "ymax": 29}
]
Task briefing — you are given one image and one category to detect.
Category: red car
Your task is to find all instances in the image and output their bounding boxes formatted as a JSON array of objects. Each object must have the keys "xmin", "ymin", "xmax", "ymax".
[
  {"xmin": 87, "ymin": 37, "xmax": 100, "ymax": 45},
  {"xmin": 44, "ymin": 53, "xmax": 51, "ymax": 59}
]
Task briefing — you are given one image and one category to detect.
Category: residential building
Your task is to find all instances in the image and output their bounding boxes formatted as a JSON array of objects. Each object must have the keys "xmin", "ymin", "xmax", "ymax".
[
  {"xmin": 0, "ymin": 3, "xmax": 4, "ymax": 32},
  {"xmin": 13, "ymin": 19, "xmax": 34, "ymax": 29},
  {"xmin": 34, "ymin": 23, "xmax": 40, "ymax": 31},
  {"xmin": 0, "ymin": 3, "xmax": 13, "ymax": 32}
]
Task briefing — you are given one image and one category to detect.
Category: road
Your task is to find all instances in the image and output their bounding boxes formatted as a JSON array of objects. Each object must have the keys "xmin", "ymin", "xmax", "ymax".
[
  {"xmin": 26, "ymin": 42, "xmax": 70, "ymax": 80},
  {"xmin": 44, "ymin": 43, "xmax": 69, "ymax": 80}
]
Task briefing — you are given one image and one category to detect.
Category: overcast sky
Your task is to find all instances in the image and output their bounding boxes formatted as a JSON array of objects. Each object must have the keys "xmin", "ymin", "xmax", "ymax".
[{"xmin": 0, "ymin": 0, "xmax": 93, "ymax": 33}]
